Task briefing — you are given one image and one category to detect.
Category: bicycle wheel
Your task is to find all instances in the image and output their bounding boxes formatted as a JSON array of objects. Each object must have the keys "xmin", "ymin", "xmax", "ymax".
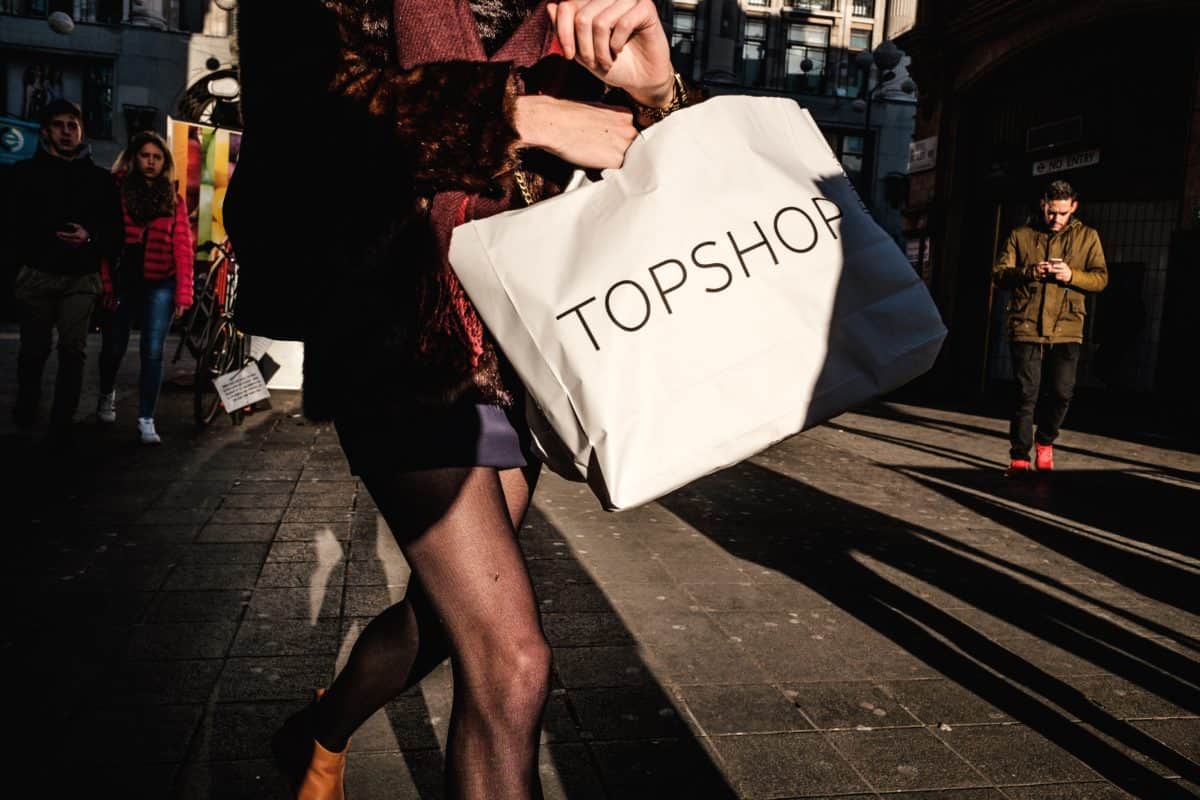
[{"xmin": 194, "ymin": 319, "xmax": 240, "ymax": 427}]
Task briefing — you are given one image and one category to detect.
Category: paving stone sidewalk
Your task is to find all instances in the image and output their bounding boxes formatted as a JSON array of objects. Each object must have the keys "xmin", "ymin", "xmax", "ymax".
[{"xmin": 1, "ymin": 328, "xmax": 1198, "ymax": 799}]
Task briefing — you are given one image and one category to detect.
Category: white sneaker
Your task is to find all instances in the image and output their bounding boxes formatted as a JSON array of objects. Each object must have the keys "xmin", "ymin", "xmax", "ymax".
[
  {"xmin": 137, "ymin": 417, "xmax": 161, "ymax": 444},
  {"xmin": 97, "ymin": 391, "xmax": 116, "ymax": 423}
]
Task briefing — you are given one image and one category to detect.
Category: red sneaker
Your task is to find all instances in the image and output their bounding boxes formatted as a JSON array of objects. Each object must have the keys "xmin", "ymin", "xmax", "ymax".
[
  {"xmin": 1035, "ymin": 443, "xmax": 1054, "ymax": 471},
  {"xmin": 1005, "ymin": 459, "xmax": 1032, "ymax": 477}
]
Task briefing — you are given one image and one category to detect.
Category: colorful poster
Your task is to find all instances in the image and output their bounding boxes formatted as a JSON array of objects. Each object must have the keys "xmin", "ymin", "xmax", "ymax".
[{"xmin": 167, "ymin": 117, "xmax": 241, "ymax": 263}]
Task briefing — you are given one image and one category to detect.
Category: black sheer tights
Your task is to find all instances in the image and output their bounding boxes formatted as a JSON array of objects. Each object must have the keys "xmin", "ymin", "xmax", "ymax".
[{"xmin": 312, "ymin": 464, "xmax": 546, "ymax": 799}]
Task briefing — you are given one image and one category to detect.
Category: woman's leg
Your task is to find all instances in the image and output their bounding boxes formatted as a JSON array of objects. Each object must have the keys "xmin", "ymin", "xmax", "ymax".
[
  {"xmin": 98, "ymin": 296, "xmax": 133, "ymax": 397},
  {"xmin": 499, "ymin": 462, "xmax": 542, "ymax": 530},
  {"xmin": 136, "ymin": 280, "xmax": 175, "ymax": 419},
  {"xmin": 310, "ymin": 574, "xmax": 447, "ymax": 752},
  {"xmin": 393, "ymin": 467, "xmax": 549, "ymax": 799},
  {"xmin": 311, "ymin": 464, "xmax": 543, "ymax": 760}
]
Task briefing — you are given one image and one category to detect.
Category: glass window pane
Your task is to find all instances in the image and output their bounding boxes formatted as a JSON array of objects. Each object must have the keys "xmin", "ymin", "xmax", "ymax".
[
  {"xmin": 786, "ymin": 49, "xmax": 806, "ymax": 75},
  {"xmin": 850, "ymin": 30, "xmax": 871, "ymax": 50},
  {"xmin": 745, "ymin": 20, "xmax": 767, "ymax": 39},
  {"xmin": 844, "ymin": 135, "xmax": 865, "ymax": 155},
  {"xmin": 789, "ymin": 24, "xmax": 828, "ymax": 46},
  {"xmin": 743, "ymin": 57, "xmax": 763, "ymax": 85},
  {"xmin": 673, "ymin": 12, "xmax": 695, "ymax": 34},
  {"xmin": 788, "ymin": 46, "xmax": 826, "ymax": 72},
  {"xmin": 83, "ymin": 61, "xmax": 113, "ymax": 140}
]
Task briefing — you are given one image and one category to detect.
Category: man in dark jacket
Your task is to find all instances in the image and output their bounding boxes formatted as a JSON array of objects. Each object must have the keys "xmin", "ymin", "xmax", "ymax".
[
  {"xmin": 5, "ymin": 99, "xmax": 122, "ymax": 436},
  {"xmin": 992, "ymin": 179, "xmax": 1108, "ymax": 475}
]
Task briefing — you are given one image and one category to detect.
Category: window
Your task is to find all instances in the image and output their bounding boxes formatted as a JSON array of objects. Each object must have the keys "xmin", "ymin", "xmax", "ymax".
[
  {"xmin": 740, "ymin": 18, "xmax": 768, "ymax": 88},
  {"xmin": 786, "ymin": 23, "xmax": 828, "ymax": 93},
  {"xmin": 77, "ymin": 1, "xmax": 122, "ymax": 24},
  {"xmin": 852, "ymin": 0, "xmax": 875, "ymax": 17},
  {"xmin": 841, "ymin": 28, "xmax": 872, "ymax": 97},
  {"xmin": 670, "ymin": 8, "xmax": 698, "ymax": 78},
  {"xmin": 784, "ymin": 0, "xmax": 838, "ymax": 11},
  {"xmin": 0, "ymin": 0, "xmax": 47, "ymax": 15},
  {"xmin": 20, "ymin": 61, "xmax": 65, "ymax": 120},
  {"xmin": 825, "ymin": 130, "xmax": 866, "ymax": 189},
  {"xmin": 2, "ymin": 0, "xmax": 120, "ymax": 21},
  {"xmin": 746, "ymin": 0, "xmax": 770, "ymax": 6},
  {"xmin": 83, "ymin": 61, "xmax": 113, "ymax": 139}
]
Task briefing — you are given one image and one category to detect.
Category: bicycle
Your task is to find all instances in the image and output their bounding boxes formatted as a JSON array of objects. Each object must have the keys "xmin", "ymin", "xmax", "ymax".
[{"xmin": 175, "ymin": 239, "xmax": 251, "ymax": 427}]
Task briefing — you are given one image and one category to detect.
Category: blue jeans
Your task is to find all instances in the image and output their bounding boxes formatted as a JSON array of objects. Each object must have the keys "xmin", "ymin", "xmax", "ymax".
[{"xmin": 99, "ymin": 278, "xmax": 176, "ymax": 419}]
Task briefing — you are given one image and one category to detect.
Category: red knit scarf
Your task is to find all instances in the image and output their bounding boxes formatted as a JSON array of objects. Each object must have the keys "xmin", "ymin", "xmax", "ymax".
[{"xmin": 395, "ymin": 0, "xmax": 556, "ymax": 374}]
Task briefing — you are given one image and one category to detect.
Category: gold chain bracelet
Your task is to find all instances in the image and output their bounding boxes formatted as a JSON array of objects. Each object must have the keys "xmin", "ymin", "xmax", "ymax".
[{"xmin": 633, "ymin": 72, "xmax": 687, "ymax": 123}]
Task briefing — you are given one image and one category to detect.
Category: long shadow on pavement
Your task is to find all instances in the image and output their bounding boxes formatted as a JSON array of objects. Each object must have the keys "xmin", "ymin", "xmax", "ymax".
[
  {"xmin": 824, "ymin": 422, "xmax": 1200, "ymax": 650},
  {"xmin": 658, "ymin": 460, "xmax": 1200, "ymax": 798},
  {"xmin": 833, "ymin": 422, "xmax": 1200, "ymax": 587},
  {"xmin": 852, "ymin": 402, "xmax": 1200, "ymax": 479}
]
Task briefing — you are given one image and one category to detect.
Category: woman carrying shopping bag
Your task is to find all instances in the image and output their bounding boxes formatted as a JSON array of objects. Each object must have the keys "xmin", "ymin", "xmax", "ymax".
[
  {"xmin": 97, "ymin": 131, "xmax": 193, "ymax": 443},
  {"xmin": 229, "ymin": 1, "xmax": 698, "ymax": 797}
]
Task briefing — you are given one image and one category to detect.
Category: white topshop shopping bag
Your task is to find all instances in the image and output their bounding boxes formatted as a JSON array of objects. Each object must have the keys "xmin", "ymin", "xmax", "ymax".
[{"xmin": 450, "ymin": 95, "xmax": 945, "ymax": 510}]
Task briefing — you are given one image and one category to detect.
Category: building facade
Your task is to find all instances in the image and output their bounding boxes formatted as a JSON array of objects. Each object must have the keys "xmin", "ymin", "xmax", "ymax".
[
  {"xmin": 899, "ymin": 0, "xmax": 1200, "ymax": 412},
  {"xmin": 662, "ymin": 0, "xmax": 918, "ymax": 241},
  {"xmin": 1, "ymin": 0, "xmax": 235, "ymax": 166}
]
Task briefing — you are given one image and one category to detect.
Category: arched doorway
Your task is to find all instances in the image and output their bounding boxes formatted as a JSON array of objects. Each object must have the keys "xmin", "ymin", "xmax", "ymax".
[{"xmin": 941, "ymin": 8, "xmax": 1197, "ymax": 406}]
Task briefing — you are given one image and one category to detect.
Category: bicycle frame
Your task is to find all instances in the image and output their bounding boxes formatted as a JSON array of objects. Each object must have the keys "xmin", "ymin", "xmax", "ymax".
[
  {"xmin": 174, "ymin": 240, "xmax": 238, "ymax": 364},
  {"xmin": 172, "ymin": 238, "xmax": 254, "ymax": 428}
]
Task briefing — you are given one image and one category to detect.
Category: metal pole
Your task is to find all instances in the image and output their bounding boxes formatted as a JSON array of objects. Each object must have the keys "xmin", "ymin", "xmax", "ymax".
[{"xmin": 863, "ymin": 81, "xmax": 875, "ymax": 210}]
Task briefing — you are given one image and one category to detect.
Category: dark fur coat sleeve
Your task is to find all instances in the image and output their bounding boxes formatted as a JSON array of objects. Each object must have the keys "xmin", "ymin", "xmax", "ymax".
[{"xmin": 320, "ymin": 0, "xmax": 521, "ymax": 192}]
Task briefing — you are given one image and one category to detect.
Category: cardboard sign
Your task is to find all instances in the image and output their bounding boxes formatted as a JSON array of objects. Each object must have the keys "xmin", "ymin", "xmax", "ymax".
[
  {"xmin": 249, "ymin": 335, "xmax": 272, "ymax": 361},
  {"xmin": 213, "ymin": 362, "xmax": 271, "ymax": 412}
]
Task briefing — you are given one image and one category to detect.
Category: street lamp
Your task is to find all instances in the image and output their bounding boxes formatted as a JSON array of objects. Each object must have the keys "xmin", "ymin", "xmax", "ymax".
[{"xmin": 851, "ymin": 40, "xmax": 915, "ymax": 209}]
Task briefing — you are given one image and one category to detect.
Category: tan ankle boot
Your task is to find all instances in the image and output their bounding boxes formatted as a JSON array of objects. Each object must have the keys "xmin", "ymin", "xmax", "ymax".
[
  {"xmin": 296, "ymin": 737, "xmax": 347, "ymax": 800},
  {"xmin": 272, "ymin": 688, "xmax": 349, "ymax": 800}
]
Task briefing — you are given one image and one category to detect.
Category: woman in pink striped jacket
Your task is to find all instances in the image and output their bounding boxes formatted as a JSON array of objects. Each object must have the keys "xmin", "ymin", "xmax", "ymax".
[{"xmin": 97, "ymin": 131, "xmax": 194, "ymax": 443}]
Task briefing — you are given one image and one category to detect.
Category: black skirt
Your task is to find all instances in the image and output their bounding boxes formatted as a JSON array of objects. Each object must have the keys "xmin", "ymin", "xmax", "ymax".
[{"xmin": 334, "ymin": 397, "xmax": 534, "ymax": 475}]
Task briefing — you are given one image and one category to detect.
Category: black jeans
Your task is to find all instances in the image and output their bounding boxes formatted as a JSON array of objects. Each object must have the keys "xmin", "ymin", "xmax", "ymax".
[{"xmin": 1009, "ymin": 342, "xmax": 1081, "ymax": 460}]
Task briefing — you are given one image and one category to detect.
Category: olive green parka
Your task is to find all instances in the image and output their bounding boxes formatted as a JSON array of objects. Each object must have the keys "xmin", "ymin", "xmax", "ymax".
[{"xmin": 992, "ymin": 218, "xmax": 1108, "ymax": 344}]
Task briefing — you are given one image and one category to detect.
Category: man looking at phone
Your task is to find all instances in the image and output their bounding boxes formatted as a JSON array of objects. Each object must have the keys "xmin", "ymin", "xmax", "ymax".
[
  {"xmin": 4, "ymin": 99, "xmax": 122, "ymax": 439},
  {"xmin": 993, "ymin": 179, "xmax": 1108, "ymax": 475}
]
